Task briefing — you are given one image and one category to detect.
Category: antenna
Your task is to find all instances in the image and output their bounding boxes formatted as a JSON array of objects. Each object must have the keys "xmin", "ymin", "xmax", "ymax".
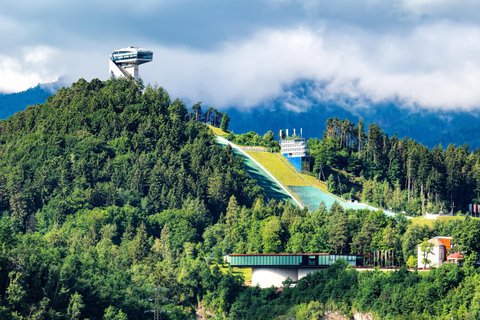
[{"xmin": 301, "ymin": 128, "xmax": 302, "ymax": 138}]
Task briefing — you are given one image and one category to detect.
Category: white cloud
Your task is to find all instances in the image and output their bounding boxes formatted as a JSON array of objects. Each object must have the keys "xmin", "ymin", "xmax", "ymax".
[
  {"xmin": 135, "ymin": 22, "xmax": 480, "ymax": 111},
  {"xmin": 23, "ymin": 46, "xmax": 58, "ymax": 64},
  {"xmin": 4, "ymin": 12, "xmax": 480, "ymax": 113},
  {"xmin": 0, "ymin": 46, "xmax": 61, "ymax": 93}
]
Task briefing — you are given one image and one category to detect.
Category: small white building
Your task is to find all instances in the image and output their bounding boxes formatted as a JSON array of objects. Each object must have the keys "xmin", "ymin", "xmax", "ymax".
[{"xmin": 417, "ymin": 237, "xmax": 451, "ymax": 269}]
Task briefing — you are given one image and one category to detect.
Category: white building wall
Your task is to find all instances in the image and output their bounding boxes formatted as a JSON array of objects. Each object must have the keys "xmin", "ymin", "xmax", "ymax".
[
  {"xmin": 109, "ymin": 60, "xmax": 125, "ymax": 78},
  {"xmin": 109, "ymin": 60, "xmax": 140, "ymax": 79},
  {"xmin": 417, "ymin": 245, "xmax": 445, "ymax": 269},
  {"xmin": 252, "ymin": 267, "xmax": 325, "ymax": 288},
  {"xmin": 298, "ymin": 268, "xmax": 322, "ymax": 279},
  {"xmin": 252, "ymin": 268, "xmax": 298, "ymax": 288},
  {"xmin": 280, "ymin": 139, "xmax": 307, "ymax": 157}
]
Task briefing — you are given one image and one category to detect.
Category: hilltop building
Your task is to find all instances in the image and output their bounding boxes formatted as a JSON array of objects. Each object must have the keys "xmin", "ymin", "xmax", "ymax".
[
  {"xmin": 279, "ymin": 129, "xmax": 310, "ymax": 173},
  {"xmin": 109, "ymin": 46, "xmax": 153, "ymax": 80},
  {"xmin": 417, "ymin": 236, "xmax": 452, "ymax": 269},
  {"xmin": 227, "ymin": 253, "xmax": 361, "ymax": 288}
]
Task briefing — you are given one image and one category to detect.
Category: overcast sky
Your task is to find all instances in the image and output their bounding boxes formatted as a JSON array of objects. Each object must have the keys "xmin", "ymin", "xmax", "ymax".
[{"xmin": 2, "ymin": 0, "xmax": 480, "ymax": 111}]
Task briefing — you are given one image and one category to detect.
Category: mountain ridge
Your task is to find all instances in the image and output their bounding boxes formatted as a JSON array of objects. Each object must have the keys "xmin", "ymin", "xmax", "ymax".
[{"xmin": 2, "ymin": 80, "xmax": 480, "ymax": 148}]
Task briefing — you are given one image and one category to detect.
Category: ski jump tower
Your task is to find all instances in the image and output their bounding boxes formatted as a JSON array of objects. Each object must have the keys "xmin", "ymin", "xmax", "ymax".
[
  {"xmin": 279, "ymin": 128, "xmax": 310, "ymax": 173},
  {"xmin": 109, "ymin": 46, "xmax": 153, "ymax": 80}
]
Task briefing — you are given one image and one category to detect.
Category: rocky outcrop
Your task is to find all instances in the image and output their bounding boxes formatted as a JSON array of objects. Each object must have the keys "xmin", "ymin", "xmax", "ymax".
[
  {"xmin": 353, "ymin": 312, "xmax": 374, "ymax": 320},
  {"xmin": 320, "ymin": 311, "xmax": 374, "ymax": 320},
  {"xmin": 322, "ymin": 311, "xmax": 350, "ymax": 320}
]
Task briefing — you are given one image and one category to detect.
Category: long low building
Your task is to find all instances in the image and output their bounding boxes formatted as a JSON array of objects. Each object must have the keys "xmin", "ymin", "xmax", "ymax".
[{"xmin": 227, "ymin": 253, "xmax": 362, "ymax": 288}]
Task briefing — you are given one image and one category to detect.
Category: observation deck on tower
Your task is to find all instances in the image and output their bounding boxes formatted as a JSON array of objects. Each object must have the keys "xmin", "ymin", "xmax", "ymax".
[{"xmin": 109, "ymin": 46, "xmax": 153, "ymax": 80}]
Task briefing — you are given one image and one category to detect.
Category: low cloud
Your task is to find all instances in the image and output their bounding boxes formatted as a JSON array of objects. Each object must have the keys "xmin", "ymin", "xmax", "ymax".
[
  {"xmin": 0, "ymin": 46, "xmax": 61, "ymax": 93},
  {"xmin": 138, "ymin": 22, "xmax": 480, "ymax": 111},
  {"xmin": 3, "ymin": 18, "xmax": 480, "ymax": 112}
]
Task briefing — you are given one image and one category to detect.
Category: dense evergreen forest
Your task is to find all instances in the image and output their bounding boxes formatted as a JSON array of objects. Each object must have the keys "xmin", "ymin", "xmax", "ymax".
[
  {"xmin": 0, "ymin": 77, "xmax": 263, "ymax": 319},
  {"xmin": 309, "ymin": 118, "xmax": 480, "ymax": 216},
  {"xmin": 2, "ymin": 77, "xmax": 480, "ymax": 319}
]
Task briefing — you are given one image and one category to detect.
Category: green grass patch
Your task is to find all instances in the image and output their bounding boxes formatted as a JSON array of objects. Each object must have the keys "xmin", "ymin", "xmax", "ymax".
[
  {"xmin": 246, "ymin": 151, "xmax": 308, "ymax": 187},
  {"xmin": 275, "ymin": 153, "xmax": 328, "ymax": 191},
  {"xmin": 208, "ymin": 125, "xmax": 228, "ymax": 136},
  {"xmin": 212, "ymin": 264, "xmax": 252, "ymax": 283},
  {"xmin": 301, "ymin": 174, "xmax": 328, "ymax": 192},
  {"xmin": 411, "ymin": 215, "xmax": 467, "ymax": 228}
]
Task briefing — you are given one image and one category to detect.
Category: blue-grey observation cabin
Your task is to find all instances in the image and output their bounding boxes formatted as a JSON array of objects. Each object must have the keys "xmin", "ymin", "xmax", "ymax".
[{"xmin": 109, "ymin": 46, "xmax": 153, "ymax": 80}]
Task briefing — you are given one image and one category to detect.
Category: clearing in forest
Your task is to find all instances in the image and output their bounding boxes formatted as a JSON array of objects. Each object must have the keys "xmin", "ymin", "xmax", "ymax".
[
  {"xmin": 208, "ymin": 125, "xmax": 228, "ymax": 136},
  {"xmin": 411, "ymin": 215, "xmax": 478, "ymax": 227}
]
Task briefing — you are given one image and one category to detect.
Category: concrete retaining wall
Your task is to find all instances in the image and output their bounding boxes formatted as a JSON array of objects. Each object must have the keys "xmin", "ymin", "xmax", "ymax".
[
  {"xmin": 298, "ymin": 268, "xmax": 322, "ymax": 278},
  {"xmin": 252, "ymin": 267, "xmax": 324, "ymax": 288},
  {"xmin": 252, "ymin": 268, "xmax": 298, "ymax": 288}
]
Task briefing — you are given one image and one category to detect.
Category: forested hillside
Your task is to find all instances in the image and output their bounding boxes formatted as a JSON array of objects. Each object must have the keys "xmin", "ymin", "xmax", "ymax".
[
  {"xmin": 309, "ymin": 118, "xmax": 480, "ymax": 216},
  {"xmin": 2, "ymin": 77, "xmax": 480, "ymax": 320},
  {"xmin": 0, "ymin": 77, "xmax": 263, "ymax": 319}
]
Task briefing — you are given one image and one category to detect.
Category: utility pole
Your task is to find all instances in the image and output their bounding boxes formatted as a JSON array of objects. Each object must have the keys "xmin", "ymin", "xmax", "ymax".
[
  {"xmin": 144, "ymin": 287, "xmax": 171, "ymax": 320},
  {"xmin": 154, "ymin": 286, "xmax": 160, "ymax": 320}
]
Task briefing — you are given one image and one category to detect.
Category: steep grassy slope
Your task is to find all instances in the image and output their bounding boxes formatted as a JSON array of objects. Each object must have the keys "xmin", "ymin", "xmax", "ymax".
[
  {"xmin": 208, "ymin": 124, "xmax": 228, "ymax": 136},
  {"xmin": 245, "ymin": 151, "xmax": 308, "ymax": 187}
]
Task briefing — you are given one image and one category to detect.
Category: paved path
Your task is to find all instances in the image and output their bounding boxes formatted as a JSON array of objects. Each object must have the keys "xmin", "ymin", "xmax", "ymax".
[{"xmin": 216, "ymin": 136, "xmax": 303, "ymax": 208}]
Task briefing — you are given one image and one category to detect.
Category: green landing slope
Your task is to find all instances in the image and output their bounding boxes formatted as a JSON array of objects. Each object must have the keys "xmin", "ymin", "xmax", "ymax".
[
  {"xmin": 216, "ymin": 136, "xmax": 302, "ymax": 208},
  {"xmin": 217, "ymin": 135, "xmax": 395, "ymax": 215},
  {"xmin": 242, "ymin": 146, "xmax": 395, "ymax": 216}
]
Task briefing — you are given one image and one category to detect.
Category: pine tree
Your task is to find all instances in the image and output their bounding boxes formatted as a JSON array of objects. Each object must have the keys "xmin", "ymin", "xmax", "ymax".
[{"xmin": 220, "ymin": 113, "xmax": 230, "ymax": 132}]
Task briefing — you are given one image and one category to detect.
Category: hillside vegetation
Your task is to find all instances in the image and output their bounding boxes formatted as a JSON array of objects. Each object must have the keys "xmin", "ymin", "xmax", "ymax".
[
  {"xmin": 309, "ymin": 118, "xmax": 480, "ymax": 216},
  {"xmin": 0, "ymin": 77, "xmax": 263, "ymax": 319},
  {"xmin": 2, "ymin": 78, "xmax": 480, "ymax": 319},
  {"xmin": 0, "ymin": 84, "xmax": 56, "ymax": 120}
]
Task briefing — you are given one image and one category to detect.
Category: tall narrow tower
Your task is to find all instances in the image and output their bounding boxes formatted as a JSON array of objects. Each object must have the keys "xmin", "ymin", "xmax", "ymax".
[{"xmin": 109, "ymin": 46, "xmax": 153, "ymax": 80}]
